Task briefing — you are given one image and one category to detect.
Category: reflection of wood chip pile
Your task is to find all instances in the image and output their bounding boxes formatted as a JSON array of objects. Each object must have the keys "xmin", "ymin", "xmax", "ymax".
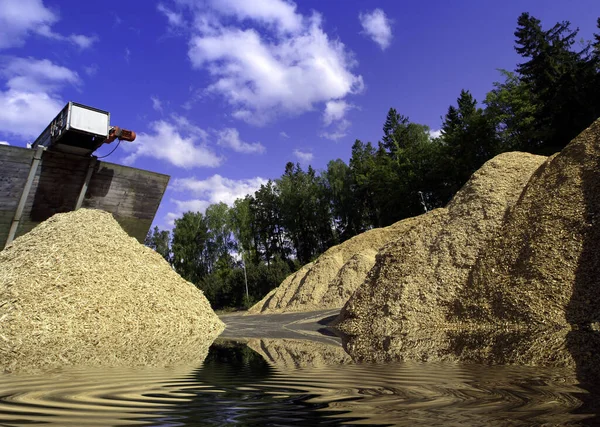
[
  {"xmin": 246, "ymin": 338, "xmax": 352, "ymax": 370},
  {"xmin": 0, "ymin": 209, "xmax": 224, "ymax": 372},
  {"xmin": 337, "ymin": 152, "xmax": 547, "ymax": 335}
]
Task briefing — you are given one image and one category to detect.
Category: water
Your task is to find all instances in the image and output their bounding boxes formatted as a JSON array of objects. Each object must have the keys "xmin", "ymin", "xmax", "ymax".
[{"xmin": 1, "ymin": 339, "xmax": 599, "ymax": 426}]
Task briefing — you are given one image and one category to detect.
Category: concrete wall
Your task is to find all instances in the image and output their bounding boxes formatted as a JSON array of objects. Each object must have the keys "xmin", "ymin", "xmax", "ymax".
[{"xmin": 0, "ymin": 145, "xmax": 169, "ymax": 246}]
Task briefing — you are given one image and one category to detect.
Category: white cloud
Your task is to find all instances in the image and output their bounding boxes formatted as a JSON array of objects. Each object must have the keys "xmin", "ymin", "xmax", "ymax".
[
  {"xmin": 0, "ymin": 141, "xmax": 10, "ymax": 145},
  {"xmin": 168, "ymin": 174, "xmax": 268, "ymax": 219},
  {"xmin": 359, "ymin": 9, "xmax": 393, "ymax": 50},
  {"xmin": 208, "ymin": 0, "xmax": 302, "ymax": 34},
  {"xmin": 68, "ymin": 34, "xmax": 97, "ymax": 50},
  {"xmin": 321, "ymin": 118, "xmax": 351, "ymax": 141},
  {"xmin": 2, "ymin": 57, "xmax": 80, "ymax": 92},
  {"xmin": 279, "ymin": 131, "xmax": 290, "ymax": 139},
  {"xmin": 0, "ymin": 0, "xmax": 97, "ymax": 50},
  {"xmin": 185, "ymin": 2, "xmax": 363, "ymax": 125},
  {"xmin": 429, "ymin": 129, "xmax": 442, "ymax": 139},
  {"xmin": 171, "ymin": 114, "xmax": 209, "ymax": 139},
  {"xmin": 121, "ymin": 120, "xmax": 223, "ymax": 169},
  {"xmin": 323, "ymin": 99, "xmax": 351, "ymax": 125},
  {"xmin": 84, "ymin": 64, "xmax": 98, "ymax": 76},
  {"xmin": 151, "ymin": 96, "xmax": 163, "ymax": 112},
  {"xmin": 217, "ymin": 128, "xmax": 265, "ymax": 153},
  {"xmin": 0, "ymin": 57, "xmax": 80, "ymax": 139},
  {"xmin": 157, "ymin": 3, "xmax": 184, "ymax": 28},
  {"xmin": 171, "ymin": 199, "xmax": 211, "ymax": 214},
  {"xmin": 124, "ymin": 48, "xmax": 131, "ymax": 63},
  {"xmin": 293, "ymin": 149, "xmax": 312, "ymax": 163},
  {"xmin": 173, "ymin": 174, "xmax": 268, "ymax": 204},
  {"xmin": 0, "ymin": 0, "xmax": 56, "ymax": 49}
]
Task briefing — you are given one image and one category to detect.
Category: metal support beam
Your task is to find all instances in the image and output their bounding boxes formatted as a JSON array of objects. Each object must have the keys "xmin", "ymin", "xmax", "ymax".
[
  {"xmin": 5, "ymin": 146, "xmax": 45, "ymax": 248},
  {"xmin": 75, "ymin": 156, "xmax": 97, "ymax": 210}
]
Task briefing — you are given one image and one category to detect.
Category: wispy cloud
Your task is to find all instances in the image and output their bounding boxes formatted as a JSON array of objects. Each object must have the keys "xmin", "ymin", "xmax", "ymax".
[
  {"xmin": 167, "ymin": 174, "xmax": 268, "ymax": 222},
  {"xmin": 359, "ymin": 9, "xmax": 393, "ymax": 50},
  {"xmin": 293, "ymin": 149, "xmax": 313, "ymax": 164},
  {"xmin": 151, "ymin": 96, "xmax": 163, "ymax": 112},
  {"xmin": 279, "ymin": 131, "xmax": 290, "ymax": 139},
  {"xmin": 121, "ymin": 120, "xmax": 223, "ymax": 169},
  {"xmin": 157, "ymin": 3, "xmax": 185, "ymax": 28},
  {"xmin": 0, "ymin": 0, "xmax": 97, "ymax": 50},
  {"xmin": 217, "ymin": 128, "xmax": 265, "ymax": 154},
  {"xmin": 84, "ymin": 64, "xmax": 98, "ymax": 76},
  {"xmin": 321, "ymin": 118, "xmax": 351, "ymax": 141}
]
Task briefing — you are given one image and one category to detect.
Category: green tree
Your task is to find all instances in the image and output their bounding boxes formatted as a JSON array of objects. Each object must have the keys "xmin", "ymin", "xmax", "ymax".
[
  {"xmin": 349, "ymin": 139, "xmax": 378, "ymax": 230},
  {"xmin": 514, "ymin": 12, "xmax": 598, "ymax": 151},
  {"xmin": 171, "ymin": 211, "xmax": 209, "ymax": 285},
  {"xmin": 484, "ymin": 70, "xmax": 538, "ymax": 151},
  {"xmin": 441, "ymin": 90, "xmax": 498, "ymax": 194},
  {"xmin": 323, "ymin": 159, "xmax": 355, "ymax": 241},
  {"xmin": 144, "ymin": 226, "xmax": 171, "ymax": 263},
  {"xmin": 278, "ymin": 162, "xmax": 334, "ymax": 264},
  {"xmin": 204, "ymin": 202, "xmax": 234, "ymax": 273},
  {"xmin": 251, "ymin": 181, "xmax": 287, "ymax": 264}
]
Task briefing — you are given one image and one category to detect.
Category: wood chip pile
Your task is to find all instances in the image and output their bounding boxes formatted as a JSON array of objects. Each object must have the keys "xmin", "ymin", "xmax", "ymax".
[
  {"xmin": 0, "ymin": 209, "xmax": 224, "ymax": 372},
  {"xmin": 248, "ymin": 217, "xmax": 413, "ymax": 314},
  {"xmin": 456, "ymin": 118, "xmax": 600, "ymax": 328},
  {"xmin": 336, "ymin": 152, "xmax": 547, "ymax": 336}
]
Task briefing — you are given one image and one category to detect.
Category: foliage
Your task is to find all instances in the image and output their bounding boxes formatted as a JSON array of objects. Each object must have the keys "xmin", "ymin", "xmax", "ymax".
[{"xmin": 144, "ymin": 226, "xmax": 171, "ymax": 263}]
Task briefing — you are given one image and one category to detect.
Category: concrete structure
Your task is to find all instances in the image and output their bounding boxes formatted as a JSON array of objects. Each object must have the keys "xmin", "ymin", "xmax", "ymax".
[{"xmin": 0, "ymin": 144, "xmax": 169, "ymax": 247}]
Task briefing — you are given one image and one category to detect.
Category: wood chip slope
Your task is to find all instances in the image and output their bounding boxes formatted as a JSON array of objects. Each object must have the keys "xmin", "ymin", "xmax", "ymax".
[
  {"xmin": 248, "ymin": 221, "xmax": 412, "ymax": 314},
  {"xmin": 0, "ymin": 209, "xmax": 224, "ymax": 372},
  {"xmin": 336, "ymin": 151, "xmax": 547, "ymax": 335},
  {"xmin": 456, "ymin": 118, "xmax": 600, "ymax": 328}
]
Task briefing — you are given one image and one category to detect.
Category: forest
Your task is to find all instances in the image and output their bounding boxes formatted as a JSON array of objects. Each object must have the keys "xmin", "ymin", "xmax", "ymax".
[{"xmin": 145, "ymin": 13, "xmax": 600, "ymax": 310}]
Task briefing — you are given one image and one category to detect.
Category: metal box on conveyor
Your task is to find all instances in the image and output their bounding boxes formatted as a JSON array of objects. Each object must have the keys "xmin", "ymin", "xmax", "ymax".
[{"xmin": 32, "ymin": 102, "xmax": 111, "ymax": 156}]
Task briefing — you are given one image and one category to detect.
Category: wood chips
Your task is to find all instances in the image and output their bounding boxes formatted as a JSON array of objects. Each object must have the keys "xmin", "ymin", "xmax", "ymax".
[
  {"xmin": 337, "ymin": 151, "xmax": 547, "ymax": 336},
  {"xmin": 0, "ymin": 209, "xmax": 224, "ymax": 372}
]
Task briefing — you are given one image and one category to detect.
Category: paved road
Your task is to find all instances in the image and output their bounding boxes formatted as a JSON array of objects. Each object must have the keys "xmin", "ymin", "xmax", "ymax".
[{"xmin": 219, "ymin": 309, "xmax": 343, "ymax": 345}]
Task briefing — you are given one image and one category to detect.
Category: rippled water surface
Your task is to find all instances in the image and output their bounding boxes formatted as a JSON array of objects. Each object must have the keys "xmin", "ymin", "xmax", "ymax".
[{"xmin": 1, "ymin": 340, "xmax": 599, "ymax": 426}]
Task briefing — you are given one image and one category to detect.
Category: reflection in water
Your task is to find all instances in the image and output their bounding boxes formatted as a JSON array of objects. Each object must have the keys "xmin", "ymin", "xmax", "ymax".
[{"xmin": 0, "ymin": 338, "xmax": 598, "ymax": 426}]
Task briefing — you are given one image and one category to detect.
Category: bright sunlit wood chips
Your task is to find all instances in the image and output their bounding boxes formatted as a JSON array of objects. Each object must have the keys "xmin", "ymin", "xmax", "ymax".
[{"xmin": 0, "ymin": 209, "xmax": 224, "ymax": 373}]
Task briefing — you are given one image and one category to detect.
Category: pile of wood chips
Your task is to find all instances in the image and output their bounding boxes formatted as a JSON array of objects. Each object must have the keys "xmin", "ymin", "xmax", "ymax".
[
  {"xmin": 0, "ymin": 209, "xmax": 224, "ymax": 372},
  {"xmin": 459, "ymin": 118, "xmax": 600, "ymax": 328},
  {"xmin": 337, "ymin": 151, "xmax": 547, "ymax": 336},
  {"xmin": 248, "ymin": 219, "xmax": 411, "ymax": 314}
]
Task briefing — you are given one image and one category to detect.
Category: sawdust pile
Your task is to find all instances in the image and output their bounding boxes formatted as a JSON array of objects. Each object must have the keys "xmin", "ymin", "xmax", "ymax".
[
  {"xmin": 336, "ymin": 152, "xmax": 547, "ymax": 336},
  {"xmin": 0, "ymin": 209, "xmax": 224, "ymax": 372},
  {"xmin": 455, "ymin": 118, "xmax": 600, "ymax": 328},
  {"xmin": 248, "ymin": 220, "xmax": 410, "ymax": 313}
]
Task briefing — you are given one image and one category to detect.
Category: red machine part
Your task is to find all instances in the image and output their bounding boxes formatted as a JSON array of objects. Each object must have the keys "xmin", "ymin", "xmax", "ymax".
[{"xmin": 105, "ymin": 126, "xmax": 137, "ymax": 144}]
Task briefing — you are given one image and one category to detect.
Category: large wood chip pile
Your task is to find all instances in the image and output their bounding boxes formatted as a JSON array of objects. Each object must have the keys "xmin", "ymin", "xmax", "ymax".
[
  {"xmin": 336, "ymin": 152, "xmax": 547, "ymax": 336},
  {"xmin": 0, "ymin": 209, "xmax": 224, "ymax": 372},
  {"xmin": 248, "ymin": 219, "xmax": 412, "ymax": 314},
  {"xmin": 457, "ymin": 118, "xmax": 600, "ymax": 328}
]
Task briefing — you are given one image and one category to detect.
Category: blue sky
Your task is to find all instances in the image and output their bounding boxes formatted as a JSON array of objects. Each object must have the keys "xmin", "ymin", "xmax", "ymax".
[{"xmin": 0, "ymin": 0, "xmax": 598, "ymax": 229}]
